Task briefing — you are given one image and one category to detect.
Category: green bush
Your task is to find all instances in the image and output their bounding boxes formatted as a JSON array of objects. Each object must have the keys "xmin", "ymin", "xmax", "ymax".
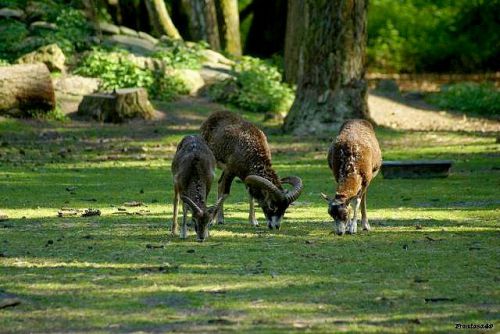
[
  {"xmin": 208, "ymin": 56, "xmax": 294, "ymax": 114},
  {"xmin": 75, "ymin": 48, "xmax": 188, "ymax": 101},
  {"xmin": 152, "ymin": 40, "xmax": 206, "ymax": 70},
  {"xmin": 367, "ymin": 0, "xmax": 500, "ymax": 73},
  {"xmin": 0, "ymin": 19, "xmax": 29, "ymax": 60},
  {"xmin": 0, "ymin": 59, "xmax": 10, "ymax": 66},
  {"xmin": 428, "ymin": 82, "xmax": 499, "ymax": 117}
]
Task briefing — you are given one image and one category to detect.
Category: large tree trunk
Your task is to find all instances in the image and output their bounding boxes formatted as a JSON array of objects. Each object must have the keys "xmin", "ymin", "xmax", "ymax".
[
  {"xmin": 0, "ymin": 63, "xmax": 55, "ymax": 115},
  {"xmin": 283, "ymin": 0, "xmax": 369, "ymax": 135},
  {"xmin": 185, "ymin": 0, "xmax": 221, "ymax": 50},
  {"xmin": 215, "ymin": 0, "xmax": 241, "ymax": 56},
  {"xmin": 245, "ymin": 0, "xmax": 287, "ymax": 57},
  {"xmin": 145, "ymin": 0, "xmax": 182, "ymax": 39},
  {"xmin": 284, "ymin": 0, "xmax": 304, "ymax": 84}
]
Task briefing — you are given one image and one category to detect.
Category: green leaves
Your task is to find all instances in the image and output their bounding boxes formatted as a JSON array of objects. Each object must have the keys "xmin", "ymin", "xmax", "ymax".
[
  {"xmin": 428, "ymin": 82, "xmax": 499, "ymax": 116},
  {"xmin": 208, "ymin": 56, "xmax": 294, "ymax": 114}
]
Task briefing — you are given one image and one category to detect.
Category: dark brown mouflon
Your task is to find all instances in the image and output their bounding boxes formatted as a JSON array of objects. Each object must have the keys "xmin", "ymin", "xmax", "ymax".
[
  {"xmin": 171, "ymin": 135, "xmax": 225, "ymax": 242},
  {"xmin": 200, "ymin": 111, "xmax": 303, "ymax": 229},
  {"xmin": 321, "ymin": 119, "xmax": 382, "ymax": 235}
]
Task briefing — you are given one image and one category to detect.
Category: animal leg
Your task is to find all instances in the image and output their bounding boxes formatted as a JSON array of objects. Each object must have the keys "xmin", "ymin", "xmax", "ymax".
[
  {"xmin": 248, "ymin": 194, "xmax": 259, "ymax": 226},
  {"xmin": 171, "ymin": 189, "xmax": 179, "ymax": 236},
  {"xmin": 180, "ymin": 201, "xmax": 188, "ymax": 239},
  {"xmin": 217, "ymin": 171, "xmax": 234, "ymax": 224},
  {"xmin": 361, "ymin": 191, "xmax": 371, "ymax": 231},
  {"xmin": 347, "ymin": 197, "xmax": 361, "ymax": 234}
]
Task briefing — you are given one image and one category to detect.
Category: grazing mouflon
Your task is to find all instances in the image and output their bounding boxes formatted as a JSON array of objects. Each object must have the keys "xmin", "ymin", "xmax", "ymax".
[
  {"xmin": 200, "ymin": 111, "xmax": 303, "ymax": 230},
  {"xmin": 321, "ymin": 119, "xmax": 382, "ymax": 235},
  {"xmin": 171, "ymin": 135, "xmax": 225, "ymax": 242}
]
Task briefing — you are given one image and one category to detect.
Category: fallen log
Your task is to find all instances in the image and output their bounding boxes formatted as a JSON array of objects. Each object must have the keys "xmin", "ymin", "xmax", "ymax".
[{"xmin": 0, "ymin": 63, "xmax": 55, "ymax": 116}]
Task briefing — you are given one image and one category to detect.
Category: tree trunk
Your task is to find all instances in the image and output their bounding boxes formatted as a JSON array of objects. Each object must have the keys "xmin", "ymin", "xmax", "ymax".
[
  {"xmin": 245, "ymin": 0, "xmax": 287, "ymax": 57},
  {"xmin": 78, "ymin": 88, "xmax": 155, "ymax": 122},
  {"xmin": 185, "ymin": 0, "xmax": 221, "ymax": 50},
  {"xmin": 216, "ymin": 0, "xmax": 241, "ymax": 56},
  {"xmin": 0, "ymin": 63, "xmax": 55, "ymax": 115},
  {"xmin": 284, "ymin": 0, "xmax": 304, "ymax": 84},
  {"xmin": 283, "ymin": 0, "xmax": 369, "ymax": 135},
  {"xmin": 145, "ymin": 0, "xmax": 182, "ymax": 39}
]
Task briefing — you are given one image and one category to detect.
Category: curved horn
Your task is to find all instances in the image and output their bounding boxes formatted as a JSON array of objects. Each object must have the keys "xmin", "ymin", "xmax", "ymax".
[
  {"xmin": 244, "ymin": 175, "xmax": 285, "ymax": 201},
  {"xmin": 181, "ymin": 196, "xmax": 203, "ymax": 216},
  {"xmin": 281, "ymin": 176, "xmax": 303, "ymax": 204}
]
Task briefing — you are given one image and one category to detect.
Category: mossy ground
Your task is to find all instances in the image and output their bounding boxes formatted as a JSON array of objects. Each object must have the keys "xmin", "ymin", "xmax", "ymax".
[{"xmin": 0, "ymin": 101, "xmax": 498, "ymax": 333}]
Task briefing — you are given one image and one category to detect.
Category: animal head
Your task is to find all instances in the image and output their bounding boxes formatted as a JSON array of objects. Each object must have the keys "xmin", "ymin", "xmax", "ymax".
[
  {"xmin": 245, "ymin": 175, "xmax": 303, "ymax": 230},
  {"xmin": 181, "ymin": 195, "xmax": 226, "ymax": 242},
  {"xmin": 321, "ymin": 193, "xmax": 351, "ymax": 235}
]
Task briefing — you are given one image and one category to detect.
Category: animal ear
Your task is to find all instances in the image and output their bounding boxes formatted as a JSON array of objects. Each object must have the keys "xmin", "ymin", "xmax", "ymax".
[
  {"xmin": 181, "ymin": 196, "xmax": 203, "ymax": 217},
  {"xmin": 320, "ymin": 192, "xmax": 331, "ymax": 202}
]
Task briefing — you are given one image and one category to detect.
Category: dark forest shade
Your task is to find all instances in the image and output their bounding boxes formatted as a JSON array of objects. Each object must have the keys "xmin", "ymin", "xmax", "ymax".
[{"xmin": 284, "ymin": 0, "xmax": 369, "ymax": 135}]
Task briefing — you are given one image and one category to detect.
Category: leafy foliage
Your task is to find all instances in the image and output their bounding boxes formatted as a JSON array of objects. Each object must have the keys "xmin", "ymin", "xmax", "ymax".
[
  {"xmin": 75, "ymin": 48, "xmax": 188, "ymax": 101},
  {"xmin": 428, "ymin": 82, "xmax": 500, "ymax": 117},
  {"xmin": 208, "ymin": 56, "xmax": 294, "ymax": 114},
  {"xmin": 0, "ymin": 19, "xmax": 29, "ymax": 60},
  {"xmin": 367, "ymin": 0, "xmax": 500, "ymax": 73},
  {"xmin": 151, "ymin": 40, "xmax": 206, "ymax": 69},
  {"xmin": 27, "ymin": 106, "xmax": 68, "ymax": 122}
]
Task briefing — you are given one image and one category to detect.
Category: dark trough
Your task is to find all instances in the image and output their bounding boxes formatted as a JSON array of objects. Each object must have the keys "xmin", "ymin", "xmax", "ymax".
[{"xmin": 382, "ymin": 160, "xmax": 453, "ymax": 179}]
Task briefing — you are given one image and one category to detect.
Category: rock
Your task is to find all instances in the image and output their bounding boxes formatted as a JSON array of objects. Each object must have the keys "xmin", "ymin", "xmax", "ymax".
[
  {"xmin": 29, "ymin": 21, "xmax": 57, "ymax": 31},
  {"xmin": 104, "ymin": 35, "xmax": 156, "ymax": 55},
  {"xmin": 119, "ymin": 25, "xmax": 138, "ymax": 37},
  {"xmin": 53, "ymin": 75, "xmax": 100, "ymax": 96},
  {"xmin": 78, "ymin": 88, "xmax": 155, "ymax": 122},
  {"xmin": 16, "ymin": 44, "xmax": 65, "ymax": 72},
  {"xmin": 200, "ymin": 49, "xmax": 234, "ymax": 66},
  {"xmin": 138, "ymin": 31, "xmax": 159, "ymax": 45},
  {"xmin": 96, "ymin": 21, "xmax": 120, "ymax": 35},
  {"xmin": 167, "ymin": 68, "xmax": 205, "ymax": 96},
  {"xmin": 199, "ymin": 65, "xmax": 234, "ymax": 85},
  {"xmin": 375, "ymin": 79, "xmax": 400, "ymax": 95},
  {"xmin": 0, "ymin": 8, "xmax": 24, "ymax": 19}
]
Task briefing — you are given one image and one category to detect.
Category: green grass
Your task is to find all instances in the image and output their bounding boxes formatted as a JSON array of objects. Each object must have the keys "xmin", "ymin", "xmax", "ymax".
[{"xmin": 0, "ymin": 104, "xmax": 499, "ymax": 333}]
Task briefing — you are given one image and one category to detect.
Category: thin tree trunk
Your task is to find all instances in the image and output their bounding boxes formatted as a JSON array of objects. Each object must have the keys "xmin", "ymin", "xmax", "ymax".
[
  {"xmin": 145, "ymin": 0, "xmax": 182, "ymax": 39},
  {"xmin": 283, "ymin": 0, "xmax": 369, "ymax": 135},
  {"xmin": 284, "ymin": 0, "xmax": 304, "ymax": 84},
  {"xmin": 216, "ymin": 0, "xmax": 241, "ymax": 56},
  {"xmin": 185, "ymin": 0, "xmax": 221, "ymax": 50}
]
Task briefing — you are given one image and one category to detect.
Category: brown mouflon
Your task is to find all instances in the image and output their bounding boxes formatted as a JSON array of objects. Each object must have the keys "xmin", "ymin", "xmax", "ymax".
[
  {"xmin": 321, "ymin": 120, "xmax": 382, "ymax": 235},
  {"xmin": 200, "ymin": 111, "xmax": 303, "ymax": 230},
  {"xmin": 171, "ymin": 135, "xmax": 226, "ymax": 242}
]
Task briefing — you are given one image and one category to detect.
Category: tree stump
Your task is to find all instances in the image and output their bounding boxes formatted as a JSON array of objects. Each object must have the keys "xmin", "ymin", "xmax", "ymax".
[
  {"xmin": 0, "ymin": 63, "xmax": 55, "ymax": 116},
  {"xmin": 77, "ymin": 88, "xmax": 155, "ymax": 122}
]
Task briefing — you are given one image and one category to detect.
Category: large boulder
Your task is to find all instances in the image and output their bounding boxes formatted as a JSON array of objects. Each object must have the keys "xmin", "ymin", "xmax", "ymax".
[
  {"xmin": 166, "ymin": 69, "xmax": 205, "ymax": 96},
  {"xmin": 104, "ymin": 35, "xmax": 156, "ymax": 55},
  {"xmin": 53, "ymin": 75, "xmax": 100, "ymax": 96},
  {"xmin": 16, "ymin": 44, "xmax": 65, "ymax": 72},
  {"xmin": 0, "ymin": 8, "xmax": 24, "ymax": 19}
]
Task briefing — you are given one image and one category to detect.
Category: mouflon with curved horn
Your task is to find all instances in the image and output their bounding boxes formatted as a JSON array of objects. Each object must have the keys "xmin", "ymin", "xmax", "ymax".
[
  {"xmin": 200, "ymin": 111, "xmax": 303, "ymax": 230},
  {"xmin": 171, "ymin": 135, "xmax": 226, "ymax": 242},
  {"xmin": 322, "ymin": 119, "xmax": 382, "ymax": 236}
]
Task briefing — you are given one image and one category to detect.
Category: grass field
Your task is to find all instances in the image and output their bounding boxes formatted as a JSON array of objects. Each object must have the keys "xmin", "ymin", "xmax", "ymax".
[{"xmin": 0, "ymin": 101, "xmax": 498, "ymax": 333}]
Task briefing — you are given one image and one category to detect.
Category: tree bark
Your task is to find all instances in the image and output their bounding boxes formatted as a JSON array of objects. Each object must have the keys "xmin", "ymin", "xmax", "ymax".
[
  {"xmin": 284, "ymin": 0, "xmax": 304, "ymax": 84},
  {"xmin": 216, "ymin": 0, "xmax": 241, "ymax": 56},
  {"xmin": 245, "ymin": 0, "xmax": 287, "ymax": 57},
  {"xmin": 78, "ymin": 88, "xmax": 155, "ymax": 122},
  {"xmin": 145, "ymin": 0, "xmax": 182, "ymax": 39},
  {"xmin": 0, "ymin": 63, "xmax": 55, "ymax": 115},
  {"xmin": 185, "ymin": 0, "xmax": 221, "ymax": 50},
  {"xmin": 283, "ymin": 0, "xmax": 369, "ymax": 135}
]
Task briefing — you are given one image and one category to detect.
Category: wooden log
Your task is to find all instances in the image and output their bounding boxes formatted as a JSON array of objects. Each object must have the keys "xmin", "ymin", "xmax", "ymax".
[
  {"xmin": 77, "ymin": 88, "xmax": 155, "ymax": 122},
  {"xmin": 0, "ymin": 63, "xmax": 55, "ymax": 115}
]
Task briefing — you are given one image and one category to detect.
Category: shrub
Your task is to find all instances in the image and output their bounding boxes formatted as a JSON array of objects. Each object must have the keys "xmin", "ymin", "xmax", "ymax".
[
  {"xmin": 208, "ymin": 56, "xmax": 294, "ymax": 114},
  {"xmin": 0, "ymin": 59, "xmax": 10, "ymax": 66},
  {"xmin": 75, "ymin": 48, "xmax": 188, "ymax": 101},
  {"xmin": 151, "ymin": 40, "xmax": 206, "ymax": 70},
  {"xmin": 0, "ymin": 19, "xmax": 29, "ymax": 60},
  {"xmin": 428, "ymin": 82, "xmax": 499, "ymax": 117}
]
